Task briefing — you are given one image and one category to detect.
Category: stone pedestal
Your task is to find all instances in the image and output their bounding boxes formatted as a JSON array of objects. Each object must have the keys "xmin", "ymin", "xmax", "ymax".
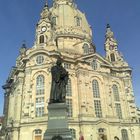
[{"xmin": 43, "ymin": 103, "xmax": 72, "ymax": 140}]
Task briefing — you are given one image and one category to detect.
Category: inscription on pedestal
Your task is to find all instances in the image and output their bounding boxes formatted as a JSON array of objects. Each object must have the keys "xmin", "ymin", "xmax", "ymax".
[
  {"xmin": 43, "ymin": 103, "xmax": 73, "ymax": 140},
  {"xmin": 50, "ymin": 116, "xmax": 66, "ymax": 120}
]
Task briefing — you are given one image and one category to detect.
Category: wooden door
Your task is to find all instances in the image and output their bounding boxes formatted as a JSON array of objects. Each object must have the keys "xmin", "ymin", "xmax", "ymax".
[{"xmin": 35, "ymin": 136, "xmax": 41, "ymax": 140}]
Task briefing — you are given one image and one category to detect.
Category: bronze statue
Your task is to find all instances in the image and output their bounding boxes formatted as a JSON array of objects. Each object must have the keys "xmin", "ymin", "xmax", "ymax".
[{"xmin": 49, "ymin": 58, "xmax": 68, "ymax": 104}]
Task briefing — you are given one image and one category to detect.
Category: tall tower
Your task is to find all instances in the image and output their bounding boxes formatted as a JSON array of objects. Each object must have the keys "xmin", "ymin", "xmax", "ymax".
[
  {"xmin": 104, "ymin": 24, "xmax": 128, "ymax": 67},
  {"xmin": 35, "ymin": 2, "xmax": 53, "ymax": 47}
]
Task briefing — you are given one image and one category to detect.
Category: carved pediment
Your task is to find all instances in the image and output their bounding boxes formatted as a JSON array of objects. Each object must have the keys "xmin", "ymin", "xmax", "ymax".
[{"xmin": 76, "ymin": 53, "xmax": 112, "ymax": 68}]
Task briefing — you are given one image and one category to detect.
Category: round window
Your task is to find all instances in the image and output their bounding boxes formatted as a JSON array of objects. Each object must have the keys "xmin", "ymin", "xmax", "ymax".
[{"xmin": 36, "ymin": 55, "xmax": 44, "ymax": 65}]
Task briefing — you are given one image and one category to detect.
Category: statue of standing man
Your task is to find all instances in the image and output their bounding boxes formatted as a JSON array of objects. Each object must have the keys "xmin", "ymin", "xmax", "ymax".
[{"xmin": 49, "ymin": 57, "xmax": 68, "ymax": 104}]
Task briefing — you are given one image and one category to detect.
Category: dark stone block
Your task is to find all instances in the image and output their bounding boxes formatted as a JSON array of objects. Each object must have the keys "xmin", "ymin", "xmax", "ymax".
[{"xmin": 43, "ymin": 103, "xmax": 72, "ymax": 140}]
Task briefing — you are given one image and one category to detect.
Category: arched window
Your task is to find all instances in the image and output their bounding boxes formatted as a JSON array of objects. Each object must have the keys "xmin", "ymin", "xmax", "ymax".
[
  {"xmin": 92, "ymin": 80, "xmax": 100, "ymax": 98},
  {"xmin": 35, "ymin": 129, "xmax": 42, "ymax": 134},
  {"xmin": 36, "ymin": 75, "xmax": 45, "ymax": 95},
  {"xmin": 98, "ymin": 128, "xmax": 104, "ymax": 133},
  {"xmin": 66, "ymin": 79, "xmax": 72, "ymax": 97},
  {"xmin": 83, "ymin": 44, "xmax": 89, "ymax": 55},
  {"xmin": 110, "ymin": 53, "xmax": 115, "ymax": 62},
  {"xmin": 112, "ymin": 85, "xmax": 120, "ymax": 101},
  {"xmin": 91, "ymin": 60, "xmax": 98, "ymax": 70},
  {"xmin": 34, "ymin": 129, "xmax": 42, "ymax": 140},
  {"xmin": 39, "ymin": 35, "xmax": 45, "ymax": 44},
  {"xmin": 121, "ymin": 129, "xmax": 129, "ymax": 140},
  {"xmin": 36, "ymin": 75, "xmax": 45, "ymax": 117},
  {"xmin": 76, "ymin": 17, "xmax": 81, "ymax": 26},
  {"xmin": 98, "ymin": 128, "xmax": 107, "ymax": 140},
  {"xmin": 52, "ymin": 17, "xmax": 57, "ymax": 25}
]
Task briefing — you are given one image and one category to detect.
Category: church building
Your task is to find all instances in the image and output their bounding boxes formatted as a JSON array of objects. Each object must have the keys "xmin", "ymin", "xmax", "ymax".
[{"xmin": 1, "ymin": 0, "xmax": 140, "ymax": 140}]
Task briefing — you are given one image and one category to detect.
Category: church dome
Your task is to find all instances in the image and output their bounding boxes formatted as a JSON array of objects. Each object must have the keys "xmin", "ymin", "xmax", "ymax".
[
  {"xmin": 50, "ymin": 0, "xmax": 92, "ymax": 41},
  {"xmin": 36, "ymin": 0, "xmax": 95, "ymax": 55}
]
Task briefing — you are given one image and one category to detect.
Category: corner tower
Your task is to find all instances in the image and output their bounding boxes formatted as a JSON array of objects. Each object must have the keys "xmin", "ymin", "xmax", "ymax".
[
  {"xmin": 35, "ymin": 2, "xmax": 53, "ymax": 47},
  {"xmin": 104, "ymin": 24, "xmax": 128, "ymax": 67}
]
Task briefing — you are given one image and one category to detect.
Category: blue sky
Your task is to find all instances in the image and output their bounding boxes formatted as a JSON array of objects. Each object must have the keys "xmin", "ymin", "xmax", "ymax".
[{"xmin": 0, "ymin": 0, "xmax": 140, "ymax": 115}]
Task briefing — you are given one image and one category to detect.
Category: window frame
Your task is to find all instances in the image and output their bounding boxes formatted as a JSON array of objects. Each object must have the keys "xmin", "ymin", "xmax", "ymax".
[
  {"xmin": 35, "ymin": 75, "xmax": 45, "ymax": 117},
  {"xmin": 112, "ymin": 85, "xmax": 120, "ymax": 101},
  {"xmin": 92, "ymin": 80, "xmax": 100, "ymax": 98},
  {"xmin": 34, "ymin": 129, "xmax": 42, "ymax": 140},
  {"xmin": 110, "ymin": 53, "xmax": 116, "ymax": 62},
  {"xmin": 66, "ymin": 99, "xmax": 73, "ymax": 117},
  {"xmin": 35, "ymin": 106, "xmax": 45, "ymax": 117},
  {"xmin": 94, "ymin": 100, "xmax": 102, "ymax": 118},
  {"xmin": 115, "ymin": 103, "xmax": 122, "ymax": 119},
  {"xmin": 92, "ymin": 60, "xmax": 98, "ymax": 70},
  {"xmin": 83, "ymin": 43, "xmax": 89, "ymax": 55},
  {"xmin": 39, "ymin": 35, "xmax": 45, "ymax": 44},
  {"xmin": 75, "ymin": 16, "xmax": 81, "ymax": 26},
  {"xmin": 36, "ymin": 55, "xmax": 44, "ymax": 65},
  {"xmin": 70, "ymin": 129, "xmax": 76, "ymax": 139},
  {"xmin": 36, "ymin": 75, "xmax": 45, "ymax": 95},
  {"xmin": 66, "ymin": 79, "xmax": 72, "ymax": 97},
  {"xmin": 121, "ymin": 129, "xmax": 129, "ymax": 140},
  {"xmin": 52, "ymin": 16, "xmax": 57, "ymax": 26}
]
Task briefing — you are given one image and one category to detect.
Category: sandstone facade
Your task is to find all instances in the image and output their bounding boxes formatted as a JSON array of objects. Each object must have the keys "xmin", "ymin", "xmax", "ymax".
[{"xmin": 1, "ymin": 0, "xmax": 140, "ymax": 140}]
